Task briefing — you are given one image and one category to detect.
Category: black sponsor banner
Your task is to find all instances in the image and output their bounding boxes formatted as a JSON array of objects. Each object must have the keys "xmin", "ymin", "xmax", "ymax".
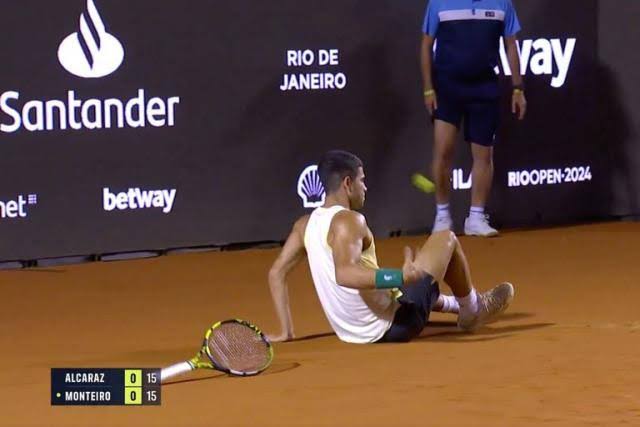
[{"xmin": 0, "ymin": 1, "xmax": 610, "ymax": 261}]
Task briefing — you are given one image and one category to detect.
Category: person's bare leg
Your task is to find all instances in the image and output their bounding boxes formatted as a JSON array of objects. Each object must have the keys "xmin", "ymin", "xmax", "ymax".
[
  {"xmin": 413, "ymin": 231, "xmax": 514, "ymax": 330},
  {"xmin": 413, "ymin": 231, "xmax": 473, "ymax": 298},
  {"xmin": 470, "ymin": 143, "xmax": 493, "ymax": 208},
  {"xmin": 432, "ymin": 120, "xmax": 458, "ymax": 205},
  {"xmin": 465, "ymin": 143, "xmax": 499, "ymax": 236}
]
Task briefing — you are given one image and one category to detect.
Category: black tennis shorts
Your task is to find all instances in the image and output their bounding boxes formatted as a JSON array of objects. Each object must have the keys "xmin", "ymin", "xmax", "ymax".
[
  {"xmin": 377, "ymin": 275, "xmax": 440, "ymax": 343},
  {"xmin": 433, "ymin": 74, "xmax": 500, "ymax": 146}
]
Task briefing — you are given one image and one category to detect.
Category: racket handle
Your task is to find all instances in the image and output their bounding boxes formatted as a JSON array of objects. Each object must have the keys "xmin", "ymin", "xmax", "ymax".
[{"xmin": 161, "ymin": 361, "xmax": 194, "ymax": 383}]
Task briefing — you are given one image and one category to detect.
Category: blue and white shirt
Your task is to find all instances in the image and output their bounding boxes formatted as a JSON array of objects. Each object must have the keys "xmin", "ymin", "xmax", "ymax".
[{"xmin": 423, "ymin": 0, "xmax": 521, "ymax": 80}]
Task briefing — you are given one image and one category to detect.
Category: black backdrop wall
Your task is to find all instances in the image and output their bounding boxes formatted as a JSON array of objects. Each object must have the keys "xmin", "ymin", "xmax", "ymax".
[
  {"xmin": 597, "ymin": 0, "xmax": 640, "ymax": 218},
  {"xmin": 0, "ymin": 0, "xmax": 635, "ymax": 261}
]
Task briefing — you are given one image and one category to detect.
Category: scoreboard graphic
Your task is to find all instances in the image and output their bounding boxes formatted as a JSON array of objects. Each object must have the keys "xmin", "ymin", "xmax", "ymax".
[{"xmin": 51, "ymin": 368, "xmax": 161, "ymax": 406}]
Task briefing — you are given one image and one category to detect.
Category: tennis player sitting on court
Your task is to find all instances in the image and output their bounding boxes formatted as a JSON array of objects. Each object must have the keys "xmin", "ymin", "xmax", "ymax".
[{"xmin": 267, "ymin": 150, "xmax": 514, "ymax": 343}]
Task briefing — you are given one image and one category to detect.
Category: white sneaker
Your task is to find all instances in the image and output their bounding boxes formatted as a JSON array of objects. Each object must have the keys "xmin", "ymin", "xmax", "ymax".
[
  {"xmin": 432, "ymin": 214, "xmax": 452, "ymax": 233},
  {"xmin": 458, "ymin": 282, "xmax": 515, "ymax": 332},
  {"xmin": 464, "ymin": 214, "xmax": 498, "ymax": 237}
]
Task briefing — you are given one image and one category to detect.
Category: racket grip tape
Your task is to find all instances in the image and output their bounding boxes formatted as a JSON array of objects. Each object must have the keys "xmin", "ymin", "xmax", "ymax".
[{"xmin": 161, "ymin": 361, "xmax": 194, "ymax": 383}]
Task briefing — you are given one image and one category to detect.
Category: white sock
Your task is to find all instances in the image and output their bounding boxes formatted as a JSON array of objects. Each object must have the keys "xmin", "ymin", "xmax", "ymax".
[
  {"xmin": 436, "ymin": 203, "xmax": 450, "ymax": 217},
  {"xmin": 435, "ymin": 295, "xmax": 459, "ymax": 314},
  {"xmin": 469, "ymin": 206, "xmax": 484, "ymax": 219},
  {"xmin": 456, "ymin": 288, "xmax": 478, "ymax": 316}
]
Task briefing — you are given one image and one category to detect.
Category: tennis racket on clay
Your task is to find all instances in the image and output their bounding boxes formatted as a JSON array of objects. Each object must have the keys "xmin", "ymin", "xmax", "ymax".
[{"xmin": 161, "ymin": 319, "xmax": 274, "ymax": 383}]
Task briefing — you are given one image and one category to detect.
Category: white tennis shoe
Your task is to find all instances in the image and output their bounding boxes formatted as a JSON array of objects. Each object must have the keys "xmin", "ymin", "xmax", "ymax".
[{"xmin": 464, "ymin": 214, "xmax": 499, "ymax": 237}]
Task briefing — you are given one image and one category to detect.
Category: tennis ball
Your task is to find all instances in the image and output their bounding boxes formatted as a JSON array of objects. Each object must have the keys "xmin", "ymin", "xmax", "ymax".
[{"xmin": 411, "ymin": 173, "xmax": 436, "ymax": 193}]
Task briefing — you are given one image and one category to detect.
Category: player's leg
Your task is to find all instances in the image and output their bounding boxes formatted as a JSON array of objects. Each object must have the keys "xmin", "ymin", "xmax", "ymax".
[
  {"xmin": 432, "ymin": 120, "xmax": 458, "ymax": 206},
  {"xmin": 431, "ymin": 115, "xmax": 460, "ymax": 233},
  {"xmin": 377, "ymin": 232, "xmax": 461, "ymax": 343},
  {"xmin": 470, "ymin": 143, "xmax": 493, "ymax": 211},
  {"xmin": 380, "ymin": 233, "xmax": 464, "ymax": 343},
  {"xmin": 463, "ymin": 100, "xmax": 500, "ymax": 237},
  {"xmin": 380, "ymin": 231, "xmax": 512, "ymax": 341},
  {"xmin": 413, "ymin": 231, "xmax": 514, "ymax": 331},
  {"xmin": 413, "ymin": 230, "xmax": 473, "ymax": 298},
  {"xmin": 430, "ymin": 77, "xmax": 463, "ymax": 232}
]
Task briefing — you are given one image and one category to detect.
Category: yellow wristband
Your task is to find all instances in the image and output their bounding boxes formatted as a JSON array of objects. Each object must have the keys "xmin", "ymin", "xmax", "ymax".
[{"xmin": 423, "ymin": 89, "xmax": 435, "ymax": 97}]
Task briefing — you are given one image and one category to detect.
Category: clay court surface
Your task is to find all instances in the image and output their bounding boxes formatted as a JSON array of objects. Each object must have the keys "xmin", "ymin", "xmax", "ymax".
[{"xmin": 1, "ymin": 222, "xmax": 639, "ymax": 426}]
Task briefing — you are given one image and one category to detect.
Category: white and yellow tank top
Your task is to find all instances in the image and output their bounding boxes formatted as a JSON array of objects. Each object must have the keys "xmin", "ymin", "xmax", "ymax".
[{"xmin": 303, "ymin": 205, "xmax": 399, "ymax": 344}]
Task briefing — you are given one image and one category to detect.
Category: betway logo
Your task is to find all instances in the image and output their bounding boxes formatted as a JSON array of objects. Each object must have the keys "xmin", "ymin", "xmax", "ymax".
[
  {"xmin": 496, "ymin": 37, "xmax": 577, "ymax": 88},
  {"xmin": 0, "ymin": 194, "xmax": 38, "ymax": 219},
  {"xmin": 103, "ymin": 187, "xmax": 177, "ymax": 214}
]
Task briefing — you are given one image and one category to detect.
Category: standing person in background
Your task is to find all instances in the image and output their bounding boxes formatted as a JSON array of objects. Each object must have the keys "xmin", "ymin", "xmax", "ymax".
[{"xmin": 421, "ymin": 0, "xmax": 527, "ymax": 237}]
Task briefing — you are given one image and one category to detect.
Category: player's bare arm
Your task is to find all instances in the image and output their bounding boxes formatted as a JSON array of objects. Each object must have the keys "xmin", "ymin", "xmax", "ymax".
[
  {"xmin": 267, "ymin": 215, "xmax": 309, "ymax": 342},
  {"xmin": 505, "ymin": 35, "xmax": 527, "ymax": 120},
  {"xmin": 329, "ymin": 210, "xmax": 426, "ymax": 289}
]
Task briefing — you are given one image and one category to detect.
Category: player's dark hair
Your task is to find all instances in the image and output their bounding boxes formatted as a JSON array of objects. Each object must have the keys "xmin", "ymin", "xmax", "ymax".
[{"xmin": 317, "ymin": 150, "xmax": 363, "ymax": 194}]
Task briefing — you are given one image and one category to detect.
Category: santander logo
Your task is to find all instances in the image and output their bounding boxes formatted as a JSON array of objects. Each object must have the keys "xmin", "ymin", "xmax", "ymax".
[{"xmin": 57, "ymin": 0, "xmax": 124, "ymax": 78}]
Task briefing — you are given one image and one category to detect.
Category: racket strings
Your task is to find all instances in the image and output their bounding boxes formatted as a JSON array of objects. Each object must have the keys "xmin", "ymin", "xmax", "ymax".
[{"xmin": 207, "ymin": 322, "xmax": 270, "ymax": 373}]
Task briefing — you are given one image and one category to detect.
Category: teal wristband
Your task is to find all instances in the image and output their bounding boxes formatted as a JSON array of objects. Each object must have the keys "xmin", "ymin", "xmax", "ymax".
[{"xmin": 375, "ymin": 269, "xmax": 403, "ymax": 289}]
